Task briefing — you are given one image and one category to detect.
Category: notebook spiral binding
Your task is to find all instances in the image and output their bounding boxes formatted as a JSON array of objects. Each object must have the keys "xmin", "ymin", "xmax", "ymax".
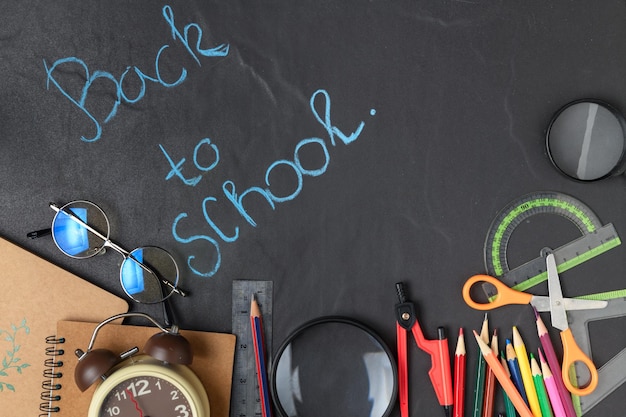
[{"xmin": 39, "ymin": 335, "xmax": 65, "ymax": 416}]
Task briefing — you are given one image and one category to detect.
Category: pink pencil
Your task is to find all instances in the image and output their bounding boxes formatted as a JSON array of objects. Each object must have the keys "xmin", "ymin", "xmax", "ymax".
[
  {"xmin": 539, "ymin": 349, "xmax": 567, "ymax": 417},
  {"xmin": 534, "ymin": 308, "xmax": 577, "ymax": 417}
]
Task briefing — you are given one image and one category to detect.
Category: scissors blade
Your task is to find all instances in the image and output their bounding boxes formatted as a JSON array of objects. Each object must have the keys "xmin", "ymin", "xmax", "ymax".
[
  {"xmin": 547, "ymin": 253, "xmax": 569, "ymax": 331},
  {"xmin": 530, "ymin": 296, "xmax": 607, "ymax": 312},
  {"xmin": 562, "ymin": 298, "xmax": 608, "ymax": 310}
]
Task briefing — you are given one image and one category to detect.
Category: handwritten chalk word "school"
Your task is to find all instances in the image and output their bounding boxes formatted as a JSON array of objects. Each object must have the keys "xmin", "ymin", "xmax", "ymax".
[
  {"xmin": 42, "ymin": 5, "xmax": 229, "ymax": 142},
  {"xmin": 170, "ymin": 89, "xmax": 375, "ymax": 277}
]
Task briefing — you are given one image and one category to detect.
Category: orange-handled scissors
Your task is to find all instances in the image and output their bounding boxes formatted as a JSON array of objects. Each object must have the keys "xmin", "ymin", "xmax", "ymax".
[{"xmin": 462, "ymin": 253, "xmax": 607, "ymax": 396}]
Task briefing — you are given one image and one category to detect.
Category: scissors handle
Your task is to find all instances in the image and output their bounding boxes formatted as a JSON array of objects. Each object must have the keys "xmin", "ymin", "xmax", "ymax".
[
  {"xmin": 462, "ymin": 275, "xmax": 533, "ymax": 310},
  {"xmin": 560, "ymin": 328, "xmax": 599, "ymax": 396}
]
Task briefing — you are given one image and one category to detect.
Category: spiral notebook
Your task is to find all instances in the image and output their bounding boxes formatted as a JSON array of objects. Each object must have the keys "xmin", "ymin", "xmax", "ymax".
[
  {"xmin": 55, "ymin": 320, "xmax": 236, "ymax": 417},
  {"xmin": 0, "ymin": 237, "xmax": 129, "ymax": 416}
]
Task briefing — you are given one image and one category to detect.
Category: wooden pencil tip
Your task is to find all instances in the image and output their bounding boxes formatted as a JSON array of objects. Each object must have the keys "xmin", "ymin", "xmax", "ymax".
[
  {"xmin": 250, "ymin": 294, "xmax": 261, "ymax": 317},
  {"xmin": 473, "ymin": 330, "xmax": 491, "ymax": 355},
  {"xmin": 455, "ymin": 329, "xmax": 466, "ymax": 355},
  {"xmin": 532, "ymin": 305, "xmax": 539, "ymax": 319},
  {"xmin": 512, "ymin": 326, "xmax": 522, "ymax": 344}
]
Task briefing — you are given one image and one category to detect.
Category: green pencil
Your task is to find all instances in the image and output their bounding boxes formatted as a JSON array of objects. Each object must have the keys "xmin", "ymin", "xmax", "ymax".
[
  {"xmin": 531, "ymin": 353, "xmax": 553, "ymax": 417},
  {"xmin": 472, "ymin": 314, "xmax": 488, "ymax": 417},
  {"xmin": 500, "ymin": 352, "xmax": 518, "ymax": 417}
]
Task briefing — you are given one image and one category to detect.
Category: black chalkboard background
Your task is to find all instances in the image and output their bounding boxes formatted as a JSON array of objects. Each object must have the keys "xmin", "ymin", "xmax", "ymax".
[{"xmin": 2, "ymin": 1, "xmax": 626, "ymax": 415}]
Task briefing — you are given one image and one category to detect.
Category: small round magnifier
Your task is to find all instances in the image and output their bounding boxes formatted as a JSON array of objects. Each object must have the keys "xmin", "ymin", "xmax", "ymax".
[
  {"xmin": 546, "ymin": 99, "xmax": 626, "ymax": 181},
  {"xmin": 271, "ymin": 317, "xmax": 397, "ymax": 417}
]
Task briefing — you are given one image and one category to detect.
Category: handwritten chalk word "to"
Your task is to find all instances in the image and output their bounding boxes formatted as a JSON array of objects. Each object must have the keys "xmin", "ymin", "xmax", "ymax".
[
  {"xmin": 159, "ymin": 137, "xmax": 220, "ymax": 187},
  {"xmin": 170, "ymin": 89, "xmax": 376, "ymax": 277},
  {"xmin": 42, "ymin": 5, "xmax": 229, "ymax": 142}
]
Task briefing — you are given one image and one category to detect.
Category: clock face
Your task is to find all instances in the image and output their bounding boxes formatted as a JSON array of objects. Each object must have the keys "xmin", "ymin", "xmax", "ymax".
[{"xmin": 97, "ymin": 375, "xmax": 196, "ymax": 417}]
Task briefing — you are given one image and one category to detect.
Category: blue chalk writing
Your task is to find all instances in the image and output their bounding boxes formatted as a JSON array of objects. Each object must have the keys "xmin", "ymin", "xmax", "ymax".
[
  {"xmin": 264, "ymin": 160, "xmax": 303, "ymax": 203},
  {"xmin": 310, "ymin": 89, "xmax": 365, "ymax": 146},
  {"xmin": 162, "ymin": 5, "xmax": 230, "ymax": 65},
  {"xmin": 294, "ymin": 137, "xmax": 330, "ymax": 176},
  {"xmin": 171, "ymin": 213, "xmax": 221, "ymax": 278},
  {"xmin": 222, "ymin": 181, "xmax": 276, "ymax": 227},
  {"xmin": 159, "ymin": 138, "xmax": 220, "ymax": 186},
  {"xmin": 43, "ymin": 5, "xmax": 229, "ymax": 142},
  {"xmin": 202, "ymin": 196, "xmax": 239, "ymax": 243},
  {"xmin": 170, "ymin": 89, "xmax": 375, "ymax": 277}
]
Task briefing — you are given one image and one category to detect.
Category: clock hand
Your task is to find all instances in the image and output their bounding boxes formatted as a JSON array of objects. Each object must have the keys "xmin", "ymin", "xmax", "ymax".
[{"xmin": 126, "ymin": 389, "xmax": 145, "ymax": 417}]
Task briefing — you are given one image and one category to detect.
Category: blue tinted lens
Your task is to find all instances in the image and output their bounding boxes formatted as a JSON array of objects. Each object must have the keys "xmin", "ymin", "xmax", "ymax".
[
  {"xmin": 121, "ymin": 249, "xmax": 146, "ymax": 295},
  {"xmin": 120, "ymin": 247, "xmax": 178, "ymax": 303},
  {"xmin": 52, "ymin": 208, "xmax": 89, "ymax": 256}
]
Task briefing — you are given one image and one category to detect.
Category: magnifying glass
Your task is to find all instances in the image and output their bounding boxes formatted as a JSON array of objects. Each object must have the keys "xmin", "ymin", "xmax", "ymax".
[
  {"xmin": 546, "ymin": 99, "xmax": 626, "ymax": 181},
  {"xmin": 271, "ymin": 317, "xmax": 397, "ymax": 417}
]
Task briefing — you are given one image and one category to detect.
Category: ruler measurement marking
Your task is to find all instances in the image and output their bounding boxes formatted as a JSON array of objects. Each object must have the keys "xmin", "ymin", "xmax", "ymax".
[{"xmin": 231, "ymin": 280, "xmax": 273, "ymax": 417}]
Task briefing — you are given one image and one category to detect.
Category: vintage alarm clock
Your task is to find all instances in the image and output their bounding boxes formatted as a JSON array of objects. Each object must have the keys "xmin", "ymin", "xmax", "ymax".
[{"xmin": 74, "ymin": 313, "xmax": 210, "ymax": 417}]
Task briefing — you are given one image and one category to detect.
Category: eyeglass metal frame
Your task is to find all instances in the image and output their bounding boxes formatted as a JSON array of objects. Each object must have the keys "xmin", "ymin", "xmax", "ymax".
[{"xmin": 48, "ymin": 200, "xmax": 187, "ymax": 303}]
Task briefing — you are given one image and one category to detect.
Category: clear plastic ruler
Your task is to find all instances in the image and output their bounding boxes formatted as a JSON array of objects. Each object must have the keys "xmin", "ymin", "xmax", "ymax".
[{"xmin": 230, "ymin": 280, "xmax": 273, "ymax": 417}]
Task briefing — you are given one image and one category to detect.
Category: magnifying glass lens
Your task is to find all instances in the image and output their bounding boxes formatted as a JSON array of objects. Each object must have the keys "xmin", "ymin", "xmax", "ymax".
[
  {"xmin": 546, "ymin": 100, "xmax": 626, "ymax": 181},
  {"xmin": 272, "ymin": 318, "xmax": 396, "ymax": 417}
]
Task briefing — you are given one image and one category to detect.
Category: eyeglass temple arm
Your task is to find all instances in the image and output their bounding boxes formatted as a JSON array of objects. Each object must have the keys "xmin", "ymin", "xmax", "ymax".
[{"xmin": 50, "ymin": 203, "xmax": 187, "ymax": 298}]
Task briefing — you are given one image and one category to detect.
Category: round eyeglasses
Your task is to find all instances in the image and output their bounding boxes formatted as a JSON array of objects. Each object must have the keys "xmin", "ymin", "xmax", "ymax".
[{"xmin": 33, "ymin": 200, "xmax": 187, "ymax": 304}]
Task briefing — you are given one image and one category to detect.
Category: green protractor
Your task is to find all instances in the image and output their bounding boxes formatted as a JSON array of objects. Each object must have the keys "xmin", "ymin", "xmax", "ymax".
[{"xmin": 483, "ymin": 191, "xmax": 622, "ymax": 296}]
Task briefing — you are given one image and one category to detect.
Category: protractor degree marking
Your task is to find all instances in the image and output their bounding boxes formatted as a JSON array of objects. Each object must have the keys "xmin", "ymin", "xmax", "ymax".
[{"xmin": 485, "ymin": 192, "xmax": 603, "ymax": 276}]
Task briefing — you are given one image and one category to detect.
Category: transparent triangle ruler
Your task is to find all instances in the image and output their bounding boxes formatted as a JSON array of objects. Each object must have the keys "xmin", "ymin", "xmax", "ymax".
[{"xmin": 230, "ymin": 280, "xmax": 273, "ymax": 417}]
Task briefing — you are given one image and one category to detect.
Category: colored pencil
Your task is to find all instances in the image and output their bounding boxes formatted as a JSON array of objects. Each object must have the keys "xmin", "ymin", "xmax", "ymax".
[
  {"xmin": 539, "ymin": 349, "xmax": 567, "ymax": 417},
  {"xmin": 454, "ymin": 328, "xmax": 466, "ymax": 417},
  {"xmin": 533, "ymin": 309, "xmax": 577, "ymax": 417},
  {"xmin": 512, "ymin": 326, "xmax": 542, "ymax": 417},
  {"xmin": 473, "ymin": 330, "xmax": 534, "ymax": 417},
  {"xmin": 506, "ymin": 339, "xmax": 528, "ymax": 405},
  {"xmin": 250, "ymin": 295, "xmax": 273, "ymax": 417},
  {"xmin": 500, "ymin": 352, "xmax": 518, "ymax": 417},
  {"xmin": 482, "ymin": 330, "xmax": 498, "ymax": 417},
  {"xmin": 531, "ymin": 353, "xmax": 553, "ymax": 417},
  {"xmin": 472, "ymin": 314, "xmax": 489, "ymax": 417}
]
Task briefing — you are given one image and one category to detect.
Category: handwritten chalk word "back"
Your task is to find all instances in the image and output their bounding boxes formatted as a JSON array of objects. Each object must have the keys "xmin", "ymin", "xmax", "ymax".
[
  {"xmin": 171, "ymin": 89, "xmax": 375, "ymax": 277},
  {"xmin": 42, "ymin": 5, "xmax": 229, "ymax": 142}
]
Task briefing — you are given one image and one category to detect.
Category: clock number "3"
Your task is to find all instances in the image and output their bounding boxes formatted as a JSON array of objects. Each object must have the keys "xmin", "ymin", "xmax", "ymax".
[{"xmin": 175, "ymin": 404, "xmax": 190, "ymax": 417}]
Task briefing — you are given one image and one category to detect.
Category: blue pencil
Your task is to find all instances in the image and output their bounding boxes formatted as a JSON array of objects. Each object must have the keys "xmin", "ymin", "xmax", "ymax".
[
  {"xmin": 505, "ymin": 339, "xmax": 529, "ymax": 405},
  {"xmin": 251, "ymin": 295, "xmax": 273, "ymax": 417}
]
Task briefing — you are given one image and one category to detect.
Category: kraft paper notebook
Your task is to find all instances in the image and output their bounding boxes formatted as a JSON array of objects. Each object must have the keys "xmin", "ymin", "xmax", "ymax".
[
  {"xmin": 0, "ymin": 236, "xmax": 129, "ymax": 416},
  {"xmin": 56, "ymin": 320, "xmax": 236, "ymax": 417}
]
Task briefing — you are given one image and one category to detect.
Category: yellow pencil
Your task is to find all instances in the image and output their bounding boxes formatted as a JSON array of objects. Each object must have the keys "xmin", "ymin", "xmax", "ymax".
[
  {"xmin": 472, "ymin": 331, "xmax": 534, "ymax": 417},
  {"xmin": 512, "ymin": 326, "xmax": 542, "ymax": 417}
]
